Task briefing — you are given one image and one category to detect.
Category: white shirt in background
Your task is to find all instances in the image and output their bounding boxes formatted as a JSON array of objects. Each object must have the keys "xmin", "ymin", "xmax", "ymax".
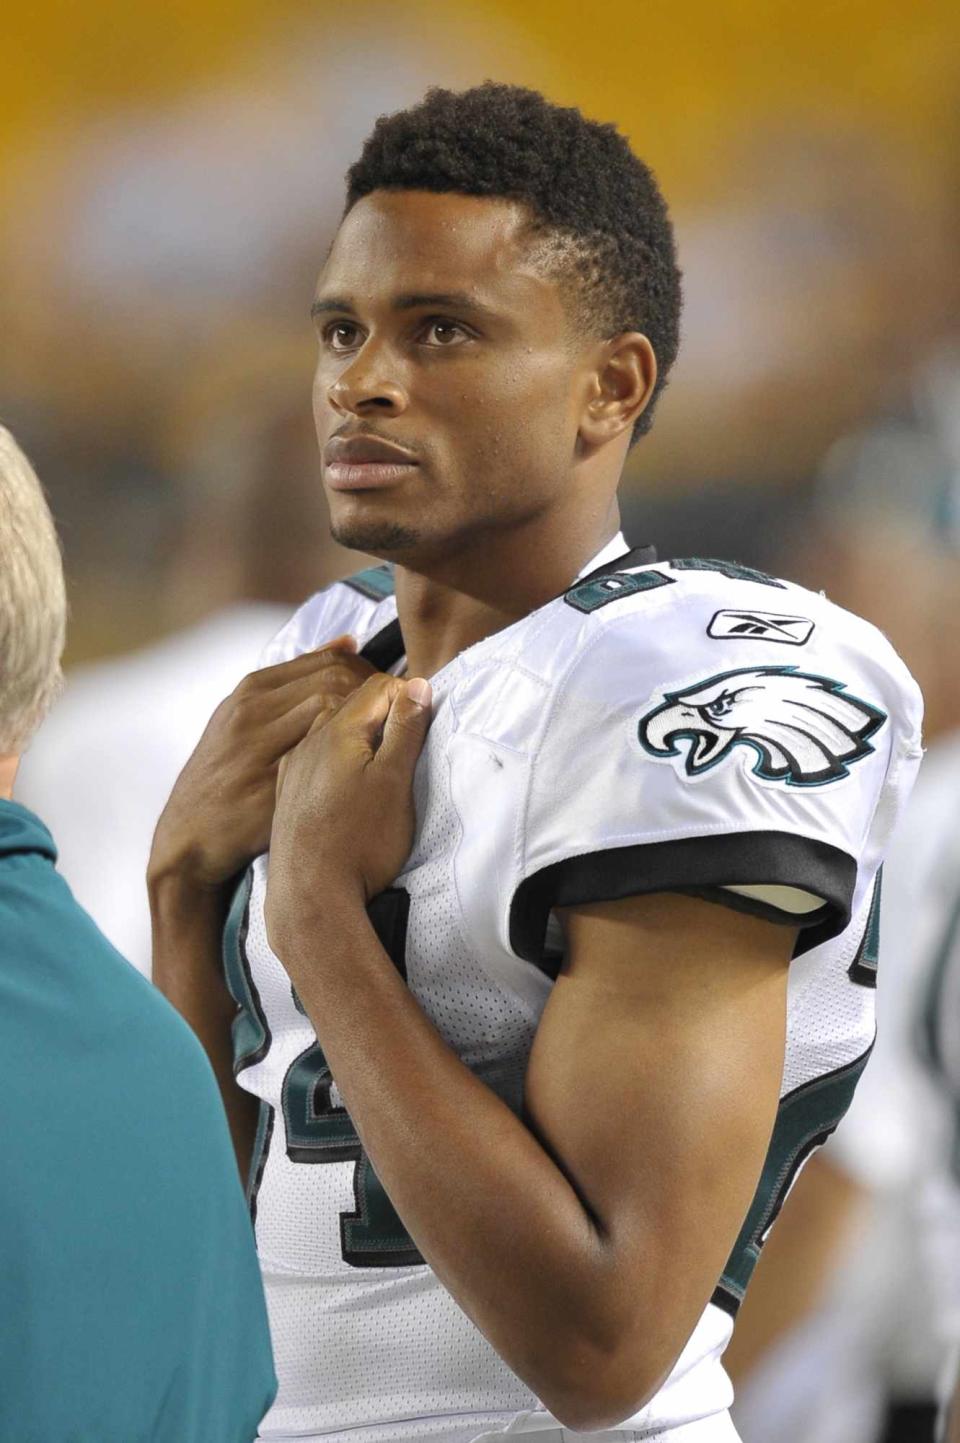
[{"xmin": 15, "ymin": 603, "xmax": 288, "ymax": 974}]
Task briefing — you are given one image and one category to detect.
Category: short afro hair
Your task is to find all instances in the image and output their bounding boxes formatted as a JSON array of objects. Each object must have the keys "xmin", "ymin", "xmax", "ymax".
[{"xmin": 345, "ymin": 82, "xmax": 682, "ymax": 441}]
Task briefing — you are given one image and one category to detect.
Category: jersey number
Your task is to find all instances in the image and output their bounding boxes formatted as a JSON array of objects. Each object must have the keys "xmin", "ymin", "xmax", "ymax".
[
  {"xmin": 713, "ymin": 873, "xmax": 882, "ymax": 1314},
  {"xmin": 224, "ymin": 876, "xmax": 424, "ymax": 1268}
]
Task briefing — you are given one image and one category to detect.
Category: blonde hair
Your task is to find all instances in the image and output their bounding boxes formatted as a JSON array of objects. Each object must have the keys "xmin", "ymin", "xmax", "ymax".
[{"xmin": 0, "ymin": 426, "xmax": 67, "ymax": 753}]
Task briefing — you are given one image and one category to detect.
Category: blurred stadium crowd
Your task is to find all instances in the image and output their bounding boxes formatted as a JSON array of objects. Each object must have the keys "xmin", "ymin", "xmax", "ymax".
[{"xmin": 3, "ymin": 1, "xmax": 960, "ymax": 1439}]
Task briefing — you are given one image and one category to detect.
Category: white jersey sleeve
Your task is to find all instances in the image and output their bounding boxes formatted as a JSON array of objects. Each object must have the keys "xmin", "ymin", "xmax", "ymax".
[{"xmin": 506, "ymin": 559, "xmax": 923, "ymax": 966}]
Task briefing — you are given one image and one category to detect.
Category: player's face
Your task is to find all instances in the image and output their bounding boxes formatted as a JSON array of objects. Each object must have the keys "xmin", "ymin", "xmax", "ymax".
[{"xmin": 312, "ymin": 190, "xmax": 594, "ymax": 560}]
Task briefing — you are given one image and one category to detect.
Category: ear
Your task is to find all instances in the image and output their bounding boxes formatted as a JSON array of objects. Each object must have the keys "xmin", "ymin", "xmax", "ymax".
[{"xmin": 578, "ymin": 332, "xmax": 658, "ymax": 449}]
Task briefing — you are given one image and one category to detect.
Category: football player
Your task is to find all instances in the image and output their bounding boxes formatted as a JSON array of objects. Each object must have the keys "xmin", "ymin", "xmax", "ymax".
[{"xmin": 149, "ymin": 84, "xmax": 923, "ymax": 1442}]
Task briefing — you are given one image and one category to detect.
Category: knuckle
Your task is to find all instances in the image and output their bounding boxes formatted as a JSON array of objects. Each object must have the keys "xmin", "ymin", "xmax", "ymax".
[
  {"xmin": 233, "ymin": 669, "xmax": 263, "ymax": 697},
  {"xmin": 207, "ymin": 694, "xmax": 234, "ymax": 729},
  {"xmin": 230, "ymin": 693, "xmax": 272, "ymax": 737},
  {"xmin": 230, "ymin": 689, "xmax": 258, "ymax": 724},
  {"xmin": 322, "ymin": 664, "xmax": 357, "ymax": 690},
  {"xmin": 314, "ymin": 644, "xmax": 350, "ymax": 668},
  {"xmin": 328, "ymin": 660, "xmax": 366, "ymax": 689},
  {"xmin": 228, "ymin": 684, "xmax": 265, "ymax": 725},
  {"xmin": 312, "ymin": 686, "xmax": 349, "ymax": 714}
]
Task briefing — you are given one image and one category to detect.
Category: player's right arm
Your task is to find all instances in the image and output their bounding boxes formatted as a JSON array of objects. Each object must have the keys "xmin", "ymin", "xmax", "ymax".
[{"xmin": 148, "ymin": 638, "xmax": 375, "ymax": 1180}]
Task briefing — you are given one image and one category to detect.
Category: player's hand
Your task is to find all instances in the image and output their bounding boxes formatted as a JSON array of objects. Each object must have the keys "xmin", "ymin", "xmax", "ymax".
[
  {"xmin": 264, "ymin": 674, "xmax": 432, "ymax": 949},
  {"xmin": 148, "ymin": 636, "xmax": 378, "ymax": 891}
]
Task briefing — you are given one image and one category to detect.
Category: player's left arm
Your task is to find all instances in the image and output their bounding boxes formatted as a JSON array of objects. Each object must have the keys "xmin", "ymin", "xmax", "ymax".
[
  {"xmin": 265, "ymin": 673, "xmax": 794, "ymax": 1430},
  {"xmin": 518, "ymin": 889, "xmax": 792, "ymax": 1421}
]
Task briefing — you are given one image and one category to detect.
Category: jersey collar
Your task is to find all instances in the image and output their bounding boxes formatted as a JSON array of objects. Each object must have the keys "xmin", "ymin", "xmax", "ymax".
[
  {"xmin": 574, "ymin": 531, "xmax": 628, "ymax": 579},
  {"xmin": 573, "ymin": 532, "xmax": 657, "ymax": 585},
  {"xmin": 359, "ymin": 534, "xmax": 657, "ymax": 674}
]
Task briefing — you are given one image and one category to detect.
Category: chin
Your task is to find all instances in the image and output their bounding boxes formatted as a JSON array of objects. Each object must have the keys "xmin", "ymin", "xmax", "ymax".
[{"xmin": 330, "ymin": 517, "xmax": 423, "ymax": 557}]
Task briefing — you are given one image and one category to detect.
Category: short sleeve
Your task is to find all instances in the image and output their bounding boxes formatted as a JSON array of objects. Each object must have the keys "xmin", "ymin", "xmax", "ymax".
[{"xmin": 508, "ymin": 594, "xmax": 922, "ymax": 965}]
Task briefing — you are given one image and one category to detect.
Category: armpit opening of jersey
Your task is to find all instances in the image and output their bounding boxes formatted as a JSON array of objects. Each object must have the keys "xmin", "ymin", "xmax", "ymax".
[{"xmin": 723, "ymin": 884, "xmax": 825, "ymax": 915}]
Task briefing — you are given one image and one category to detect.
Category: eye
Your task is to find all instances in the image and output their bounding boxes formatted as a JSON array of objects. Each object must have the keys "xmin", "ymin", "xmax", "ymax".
[
  {"xmin": 420, "ymin": 319, "xmax": 470, "ymax": 347},
  {"xmin": 705, "ymin": 692, "xmax": 737, "ymax": 719},
  {"xmin": 323, "ymin": 321, "xmax": 363, "ymax": 351}
]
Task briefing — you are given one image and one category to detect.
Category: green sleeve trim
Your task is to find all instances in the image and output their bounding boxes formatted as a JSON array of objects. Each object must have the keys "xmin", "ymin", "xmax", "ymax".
[{"xmin": 343, "ymin": 565, "xmax": 395, "ymax": 602}]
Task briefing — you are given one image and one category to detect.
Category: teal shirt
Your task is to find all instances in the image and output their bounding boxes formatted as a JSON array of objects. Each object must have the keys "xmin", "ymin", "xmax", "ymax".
[{"xmin": 0, "ymin": 800, "xmax": 277, "ymax": 1442}]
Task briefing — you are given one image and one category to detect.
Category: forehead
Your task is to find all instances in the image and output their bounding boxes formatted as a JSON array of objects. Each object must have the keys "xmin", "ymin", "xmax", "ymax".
[{"xmin": 318, "ymin": 190, "xmax": 562, "ymax": 318}]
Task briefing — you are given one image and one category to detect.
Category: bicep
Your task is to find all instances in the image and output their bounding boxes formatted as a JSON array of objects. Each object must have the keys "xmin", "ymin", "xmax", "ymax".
[{"xmin": 523, "ymin": 891, "xmax": 795, "ymax": 1364}]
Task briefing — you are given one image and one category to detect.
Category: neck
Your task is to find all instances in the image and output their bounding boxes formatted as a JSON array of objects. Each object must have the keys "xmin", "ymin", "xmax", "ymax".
[
  {"xmin": 0, "ymin": 755, "xmax": 19, "ymax": 801},
  {"xmin": 393, "ymin": 501, "xmax": 622, "ymax": 679}
]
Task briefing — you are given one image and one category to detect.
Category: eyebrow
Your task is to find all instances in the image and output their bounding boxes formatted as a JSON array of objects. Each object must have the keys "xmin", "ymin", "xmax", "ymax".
[{"xmin": 310, "ymin": 291, "xmax": 500, "ymax": 322}]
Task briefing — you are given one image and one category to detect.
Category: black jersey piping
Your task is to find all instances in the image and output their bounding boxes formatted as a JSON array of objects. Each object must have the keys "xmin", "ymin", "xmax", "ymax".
[
  {"xmin": 509, "ymin": 831, "xmax": 856, "ymax": 974},
  {"xmin": 247, "ymin": 1104, "xmax": 275, "ymax": 1226},
  {"xmin": 360, "ymin": 617, "xmax": 404, "ymax": 672},
  {"xmin": 581, "ymin": 543, "xmax": 657, "ymax": 579},
  {"xmin": 229, "ymin": 872, "xmax": 272, "ymax": 1075}
]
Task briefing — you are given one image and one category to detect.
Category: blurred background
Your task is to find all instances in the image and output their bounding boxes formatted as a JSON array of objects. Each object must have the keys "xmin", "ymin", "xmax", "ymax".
[
  {"xmin": 4, "ymin": 3, "xmax": 960, "ymax": 1441},
  {"xmin": 4, "ymin": 0, "xmax": 960, "ymax": 673}
]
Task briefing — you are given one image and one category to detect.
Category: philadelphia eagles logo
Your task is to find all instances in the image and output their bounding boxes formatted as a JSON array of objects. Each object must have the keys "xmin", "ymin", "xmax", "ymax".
[{"xmin": 639, "ymin": 666, "xmax": 887, "ymax": 786}]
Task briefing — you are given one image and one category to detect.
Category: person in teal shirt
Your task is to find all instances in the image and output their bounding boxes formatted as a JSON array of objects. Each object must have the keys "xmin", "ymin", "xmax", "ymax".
[{"xmin": 0, "ymin": 424, "xmax": 277, "ymax": 1442}]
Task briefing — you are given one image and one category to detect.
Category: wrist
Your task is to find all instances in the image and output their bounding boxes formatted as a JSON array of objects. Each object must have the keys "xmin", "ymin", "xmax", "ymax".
[
  {"xmin": 266, "ymin": 868, "xmax": 371, "ymax": 963},
  {"xmin": 148, "ymin": 859, "xmax": 235, "ymax": 923},
  {"xmin": 149, "ymin": 796, "xmax": 251, "ymax": 892},
  {"xmin": 147, "ymin": 825, "xmax": 238, "ymax": 893},
  {"xmin": 149, "ymin": 864, "xmax": 237, "ymax": 997}
]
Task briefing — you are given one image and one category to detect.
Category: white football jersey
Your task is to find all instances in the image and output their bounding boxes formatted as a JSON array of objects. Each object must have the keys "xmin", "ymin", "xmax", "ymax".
[{"xmin": 224, "ymin": 537, "xmax": 922, "ymax": 1443}]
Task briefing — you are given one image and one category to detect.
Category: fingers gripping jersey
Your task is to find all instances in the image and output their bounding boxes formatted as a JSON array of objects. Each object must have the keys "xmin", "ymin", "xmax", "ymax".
[{"xmin": 226, "ymin": 549, "xmax": 922, "ymax": 1442}]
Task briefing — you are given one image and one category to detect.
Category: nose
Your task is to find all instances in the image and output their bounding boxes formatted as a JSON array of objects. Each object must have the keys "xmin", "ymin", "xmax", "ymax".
[{"xmin": 323, "ymin": 345, "xmax": 409, "ymax": 419}]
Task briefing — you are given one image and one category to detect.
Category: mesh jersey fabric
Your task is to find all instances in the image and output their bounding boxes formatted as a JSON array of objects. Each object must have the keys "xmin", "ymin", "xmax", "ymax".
[{"xmin": 227, "ymin": 541, "xmax": 922, "ymax": 1442}]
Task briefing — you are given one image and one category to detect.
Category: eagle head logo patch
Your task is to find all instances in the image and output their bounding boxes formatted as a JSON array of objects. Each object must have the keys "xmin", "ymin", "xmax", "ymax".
[{"xmin": 639, "ymin": 666, "xmax": 886, "ymax": 786}]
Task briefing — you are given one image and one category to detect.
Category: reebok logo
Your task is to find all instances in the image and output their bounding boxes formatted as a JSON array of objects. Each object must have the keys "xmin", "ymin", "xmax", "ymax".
[{"xmin": 707, "ymin": 610, "xmax": 815, "ymax": 646}]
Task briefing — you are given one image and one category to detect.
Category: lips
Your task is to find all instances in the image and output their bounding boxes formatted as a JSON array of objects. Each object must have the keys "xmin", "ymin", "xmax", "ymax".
[{"xmin": 323, "ymin": 435, "xmax": 420, "ymax": 491}]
